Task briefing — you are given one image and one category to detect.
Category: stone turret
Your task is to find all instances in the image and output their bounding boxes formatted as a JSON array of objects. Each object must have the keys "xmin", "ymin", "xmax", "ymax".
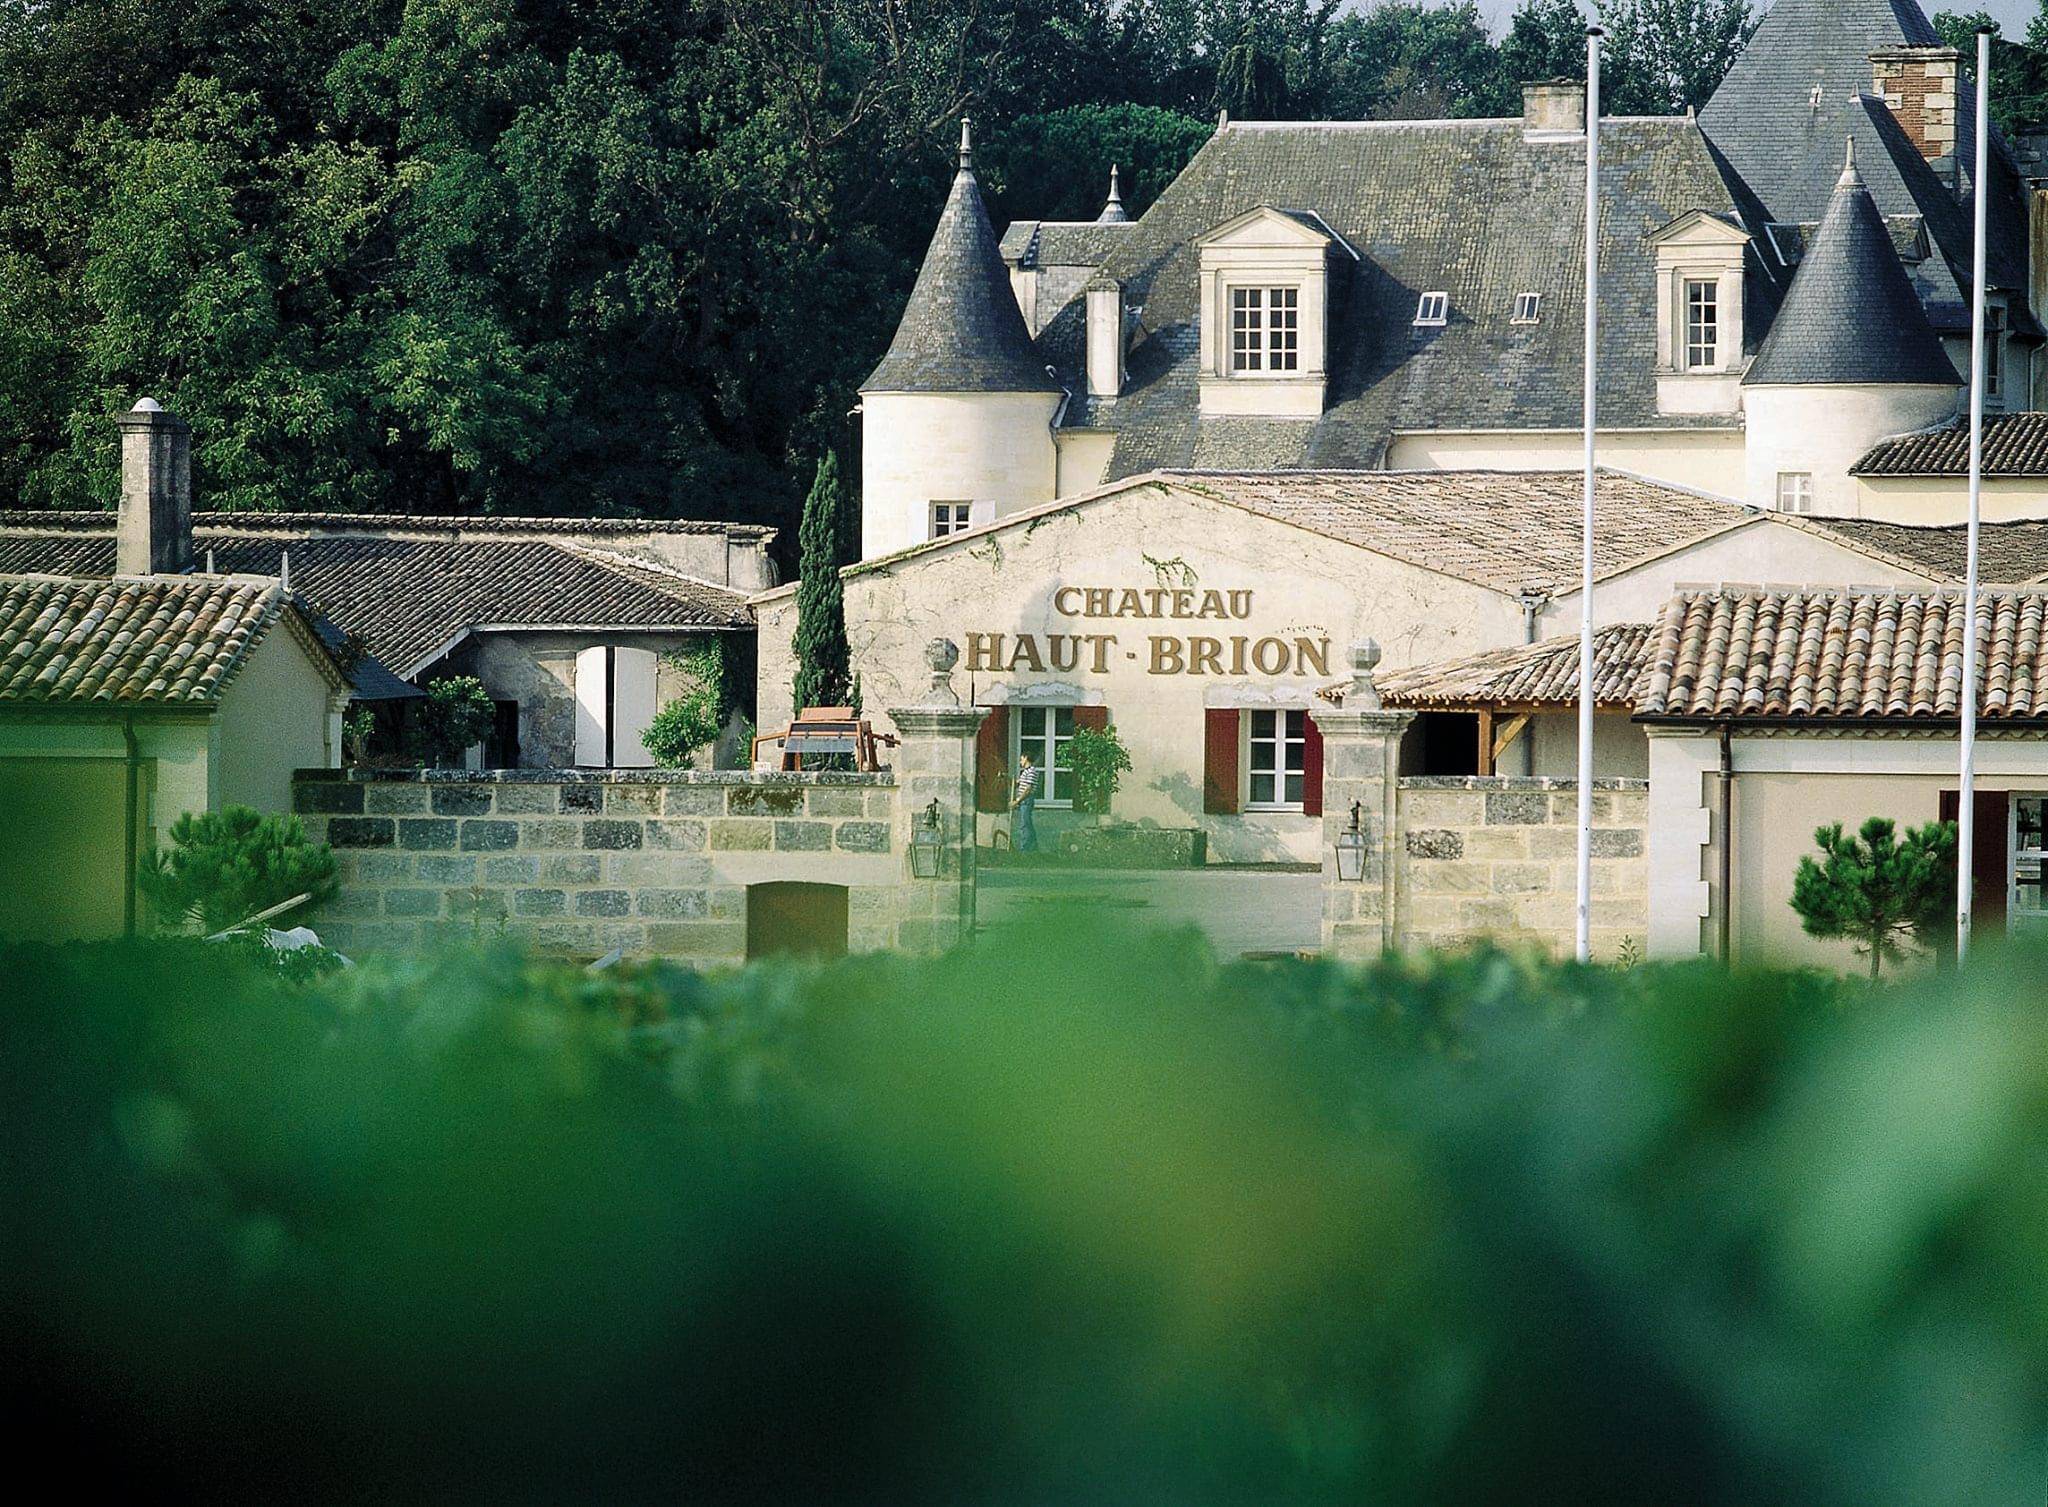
[
  {"xmin": 1743, "ymin": 140, "xmax": 1962, "ymax": 516},
  {"xmin": 859, "ymin": 120, "xmax": 1064, "ymax": 559},
  {"xmin": 1095, "ymin": 165, "xmax": 1130, "ymax": 224}
]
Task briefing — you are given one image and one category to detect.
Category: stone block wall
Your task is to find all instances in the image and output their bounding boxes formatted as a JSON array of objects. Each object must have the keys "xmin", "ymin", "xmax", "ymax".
[
  {"xmin": 293, "ymin": 769, "xmax": 913, "ymax": 964},
  {"xmin": 1392, "ymin": 776, "xmax": 1648, "ymax": 960}
]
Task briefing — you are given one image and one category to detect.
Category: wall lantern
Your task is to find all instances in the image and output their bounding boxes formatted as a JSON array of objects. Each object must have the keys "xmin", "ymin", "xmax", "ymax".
[
  {"xmin": 910, "ymin": 798, "xmax": 945, "ymax": 878},
  {"xmin": 1334, "ymin": 800, "xmax": 1367, "ymax": 883}
]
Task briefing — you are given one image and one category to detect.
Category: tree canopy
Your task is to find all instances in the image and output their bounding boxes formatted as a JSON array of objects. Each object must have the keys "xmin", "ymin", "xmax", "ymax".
[{"xmin": 0, "ymin": 0, "xmax": 1805, "ymax": 547}]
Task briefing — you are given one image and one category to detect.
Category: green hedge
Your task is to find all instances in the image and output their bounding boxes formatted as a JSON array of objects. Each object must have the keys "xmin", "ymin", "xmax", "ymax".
[{"xmin": 5, "ymin": 924, "xmax": 2044, "ymax": 1502}]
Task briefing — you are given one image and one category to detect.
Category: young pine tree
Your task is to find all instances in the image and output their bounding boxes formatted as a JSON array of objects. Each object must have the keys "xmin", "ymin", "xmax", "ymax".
[
  {"xmin": 792, "ymin": 451, "xmax": 852, "ymax": 712},
  {"xmin": 1790, "ymin": 817, "xmax": 1957, "ymax": 980}
]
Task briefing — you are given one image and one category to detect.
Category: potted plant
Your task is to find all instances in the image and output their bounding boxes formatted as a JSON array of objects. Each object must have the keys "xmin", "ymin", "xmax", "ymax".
[{"xmin": 1068, "ymin": 722, "xmax": 1132, "ymax": 818}]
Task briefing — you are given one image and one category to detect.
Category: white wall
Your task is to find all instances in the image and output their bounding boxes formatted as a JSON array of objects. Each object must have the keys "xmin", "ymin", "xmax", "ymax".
[
  {"xmin": 1543, "ymin": 516, "xmax": 1934, "ymax": 634},
  {"xmin": 1055, "ymin": 431, "xmax": 1116, "ymax": 498},
  {"xmin": 1647, "ymin": 729, "xmax": 2048, "ymax": 968},
  {"xmin": 1853, "ymin": 474, "xmax": 2048, "ymax": 526},
  {"xmin": 861, "ymin": 390, "xmax": 1063, "ymax": 560},
  {"xmin": 1386, "ymin": 429, "xmax": 1747, "ymax": 499},
  {"xmin": 1743, "ymin": 383, "xmax": 1959, "ymax": 516},
  {"xmin": 213, "ymin": 627, "xmax": 339, "ymax": 814},
  {"xmin": 765, "ymin": 483, "xmax": 1528, "ymax": 863}
]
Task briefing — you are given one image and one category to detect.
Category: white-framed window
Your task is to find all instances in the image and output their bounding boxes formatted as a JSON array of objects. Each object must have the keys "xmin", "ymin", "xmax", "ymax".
[
  {"xmin": 1775, "ymin": 471, "xmax": 1813, "ymax": 514},
  {"xmin": 2013, "ymin": 794, "xmax": 2048, "ymax": 926},
  {"xmin": 1229, "ymin": 285, "xmax": 1299, "ymax": 372},
  {"xmin": 1245, "ymin": 709, "xmax": 1307, "ymax": 809},
  {"xmin": 1014, "ymin": 705, "xmax": 1075, "ymax": 806},
  {"xmin": 1683, "ymin": 277, "xmax": 1719, "ymax": 369},
  {"xmin": 1511, "ymin": 291, "xmax": 1541, "ymax": 325},
  {"xmin": 1414, "ymin": 290, "xmax": 1449, "ymax": 327},
  {"xmin": 930, "ymin": 501, "xmax": 972, "ymax": 538}
]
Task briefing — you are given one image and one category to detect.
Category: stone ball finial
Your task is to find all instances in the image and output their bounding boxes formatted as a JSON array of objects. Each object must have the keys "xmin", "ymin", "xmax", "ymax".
[
  {"xmin": 133, "ymin": 397, "xmax": 162, "ymax": 412},
  {"xmin": 1349, "ymin": 639, "xmax": 1383, "ymax": 710},
  {"xmin": 923, "ymin": 636, "xmax": 961, "ymax": 705}
]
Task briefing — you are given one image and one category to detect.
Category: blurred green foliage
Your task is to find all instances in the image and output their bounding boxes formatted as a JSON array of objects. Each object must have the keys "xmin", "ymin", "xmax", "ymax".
[{"xmin": 6, "ymin": 919, "xmax": 2045, "ymax": 1501}]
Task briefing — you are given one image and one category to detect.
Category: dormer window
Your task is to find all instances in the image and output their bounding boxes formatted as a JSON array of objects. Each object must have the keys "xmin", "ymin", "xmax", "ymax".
[
  {"xmin": 1645, "ymin": 208, "xmax": 1749, "ymax": 415},
  {"xmin": 1511, "ymin": 292, "xmax": 1541, "ymax": 325},
  {"xmin": 1194, "ymin": 206, "xmax": 1350, "ymax": 418},
  {"xmin": 1414, "ymin": 291, "xmax": 1449, "ymax": 327},
  {"xmin": 1230, "ymin": 286, "xmax": 1299, "ymax": 372}
]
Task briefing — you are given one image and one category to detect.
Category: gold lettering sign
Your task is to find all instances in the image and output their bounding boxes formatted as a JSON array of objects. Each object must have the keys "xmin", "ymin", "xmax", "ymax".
[{"xmin": 967, "ymin": 585, "xmax": 1329, "ymax": 679}]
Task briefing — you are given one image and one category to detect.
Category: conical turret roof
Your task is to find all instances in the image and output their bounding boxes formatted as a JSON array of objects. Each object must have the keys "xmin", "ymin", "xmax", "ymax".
[
  {"xmin": 1745, "ymin": 142, "xmax": 1960, "ymax": 387},
  {"xmin": 863, "ymin": 122, "xmax": 1061, "ymax": 394}
]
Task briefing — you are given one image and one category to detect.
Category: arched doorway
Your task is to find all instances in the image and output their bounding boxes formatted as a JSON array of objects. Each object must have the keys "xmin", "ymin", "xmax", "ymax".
[{"xmin": 745, "ymin": 882, "xmax": 850, "ymax": 960}]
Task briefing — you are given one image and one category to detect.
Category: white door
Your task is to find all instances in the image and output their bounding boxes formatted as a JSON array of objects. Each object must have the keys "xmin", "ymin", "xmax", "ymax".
[
  {"xmin": 611, "ymin": 647, "xmax": 658, "ymax": 769},
  {"xmin": 574, "ymin": 646, "xmax": 608, "ymax": 767}
]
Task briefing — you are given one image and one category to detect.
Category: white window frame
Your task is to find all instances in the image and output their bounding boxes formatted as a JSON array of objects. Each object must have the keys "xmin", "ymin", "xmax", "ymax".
[
  {"xmin": 1228, "ymin": 284, "xmax": 1300, "ymax": 374},
  {"xmin": 1243, "ymin": 708, "xmax": 1307, "ymax": 811},
  {"xmin": 930, "ymin": 500, "xmax": 972, "ymax": 538},
  {"xmin": 1683, "ymin": 277, "xmax": 1719, "ymax": 370},
  {"xmin": 1775, "ymin": 471, "xmax": 1813, "ymax": 514},
  {"xmin": 1510, "ymin": 291, "xmax": 1541, "ymax": 325},
  {"xmin": 1013, "ymin": 704, "xmax": 1075, "ymax": 808},
  {"xmin": 1414, "ymin": 291, "xmax": 1449, "ymax": 327},
  {"xmin": 2013, "ymin": 793, "xmax": 2048, "ymax": 926}
]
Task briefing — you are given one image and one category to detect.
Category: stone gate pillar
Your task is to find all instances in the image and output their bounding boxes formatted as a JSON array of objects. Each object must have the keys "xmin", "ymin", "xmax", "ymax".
[
  {"xmin": 1311, "ymin": 641, "xmax": 1415, "ymax": 959},
  {"xmin": 888, "ymin": 638, "xmax": 988, "ymax": 954}
]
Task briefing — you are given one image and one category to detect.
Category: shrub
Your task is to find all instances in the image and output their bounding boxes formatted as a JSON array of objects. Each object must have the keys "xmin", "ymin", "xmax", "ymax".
[
  {"xmin": 642, "ymin": 644, "xmax": 726, "ymax": 768},
  {"xmin": 408, "ymin": 675, "xmax": 495, "ymax": 767},
  {"xmin": 1068, "ymin": 723, "xmax": 1132, "ymax": 814},
  {"xmin": 1791, "ymin": 816, "xmax": 1957, "ymax": 978},
  {"xmin": 136, "ymin": 804, "xmax": 337, "ymax": 934}
]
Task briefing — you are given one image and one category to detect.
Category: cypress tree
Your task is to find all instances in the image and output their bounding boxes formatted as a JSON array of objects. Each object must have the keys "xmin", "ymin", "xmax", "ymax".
[{"xmin": 792, "ymin": 451, "xmax": 852, "ymax": 712}]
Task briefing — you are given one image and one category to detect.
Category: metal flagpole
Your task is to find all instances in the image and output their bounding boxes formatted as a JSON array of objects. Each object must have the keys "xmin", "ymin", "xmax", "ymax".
[
  {"xmin": 1958, "ymin": 28, "xmax": 1990, "ymax": 962},
  {"xmin": 1576, "ymin": 27, "xmax": 1602, "ymax": 964}
]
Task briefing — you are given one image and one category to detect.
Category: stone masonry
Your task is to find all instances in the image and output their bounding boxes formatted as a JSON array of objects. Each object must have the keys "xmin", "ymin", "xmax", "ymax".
[
  {"xmin": 295, "ymin": 637, "xmax": 988, "ymax": 967},
  {"xmin": 1395, "ymin": 777, "xmax": 1649, "ymax": 960},
  {"xmin": 294, "ymin": 769, "xmax": 904, "ymax": 962},
  {"xmin": 1313, "ymin": 641, "xmax": 1416, "ymax": 955}
]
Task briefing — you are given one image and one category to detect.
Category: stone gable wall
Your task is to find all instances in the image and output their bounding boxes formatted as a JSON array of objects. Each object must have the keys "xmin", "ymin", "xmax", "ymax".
[
  {"xmin": 294, "ymin": 768, "xmax": 917, "ymax": 964},
  {"xmin": 1393, "ymin": 776, "xmax": 1649, "ymax": 960}
]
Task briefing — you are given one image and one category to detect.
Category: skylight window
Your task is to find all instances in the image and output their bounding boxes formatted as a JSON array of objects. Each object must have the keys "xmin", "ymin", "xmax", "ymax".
[
  {"xmin": 1511, "ymin": 292, "xmax": 1541, "ymax": 325},
  {"xmin": 1413, "ymin": 291, "xmax": 1448, "ymax": 327}
]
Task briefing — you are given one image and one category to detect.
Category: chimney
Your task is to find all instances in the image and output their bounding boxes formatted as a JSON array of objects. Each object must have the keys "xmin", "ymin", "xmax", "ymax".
[
  {"xmin": 114, "ymin": 397, "xmax": 192, "ymax": 576},
  {"xmin": 1522, "ymin": 79, "xmax": 1586, "ymax": 140},
  {"xmin": 1871, "ymin": 46, "xmax": 1962, "ymax": 187},
  {"xmin": 1084, "ymin": 275, "xmax": 1124, "ymax": 398}
]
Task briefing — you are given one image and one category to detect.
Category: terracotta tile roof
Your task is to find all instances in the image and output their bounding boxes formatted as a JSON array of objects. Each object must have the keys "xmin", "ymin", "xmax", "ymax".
[
  {"xmin": 0, "ymin": 518, "xmax": 752, "ymax": 676},
  {"xmin": 0, "ymin": 509, "xmax": 773, "ymax": 540},
  {"xmin": 1851, "ymin": 412, "xmax": 2048, "ymax": 476},
  {"xmin": 1162, "ymin": 469, "xmax": 1753, "ymax": 597},
  {"xmin": 1636, "ymin": 587, "xmax": 2048, "ymax": 721},
  {"xmin": 0, "ymin": 574, "xmax": 332, "ymax": 706},
  {"xmin": 1374, "ymin": 623, "xmax": 1655, "ymax": 709}
]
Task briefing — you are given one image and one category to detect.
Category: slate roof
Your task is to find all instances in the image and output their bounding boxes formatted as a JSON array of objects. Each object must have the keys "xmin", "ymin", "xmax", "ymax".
[
  {"xmin": 1160, "ymin": 469, "xmax": 1756, "ymax": 597},
  {"xmin": 1636, "ymin": 586, "xmax": 2048, "ymax": 720},
  {"xmin": 1790, "ymin": 515, "xmax": 2048, "ymax": 582},
  {"xmin": 0, "ymin": 515, "xmax": 752, "ymax": 677},
  {"xmin": 1853, "ymin": 411, "xmax": 2048, "ymax": 475},
  {"xmin": 0, "ymin": 574, "xmax": 339, "ymax": 707},
  {"xmin": 1375, "ymin": 623, "xmax": 1654, "ymax": 709},
  {"xmin": 1699, "ymin": 0, "xmax": 2031, "ymax": 331},
  {"xmin": 1019, "ymin": 116, "xmax": 1768, "ymax": 477},
  {"xmin": 1745, "ymin": 144, "xmax": 1960, "ymax": 386},
  {"xmin": 865, "ymin": 139, "xmax": 1061, "ymax": 394}
]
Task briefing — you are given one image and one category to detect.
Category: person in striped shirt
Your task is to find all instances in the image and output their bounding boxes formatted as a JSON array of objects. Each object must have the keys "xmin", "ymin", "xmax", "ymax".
[{"xmin": 1011, "ymin": 753, "xmax": 1040, "ymax": 853}]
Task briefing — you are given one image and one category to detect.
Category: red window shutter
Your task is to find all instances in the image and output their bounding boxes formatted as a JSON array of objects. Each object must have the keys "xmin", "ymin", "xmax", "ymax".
[
  {"xmin": 975, "ymin": 705, "xmax": 1009, "ymax": 813},
  {"xmin": 1940, "ymin": 789, "xmax": 2009, "ymax": 934},
  {"xmin": 1203, "ymin": 709, "xmax": 1240, "ymax": 815},
  {"xmin": 1302, "ymin": 710, "xmax": 1325, "ymax": 817}
]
